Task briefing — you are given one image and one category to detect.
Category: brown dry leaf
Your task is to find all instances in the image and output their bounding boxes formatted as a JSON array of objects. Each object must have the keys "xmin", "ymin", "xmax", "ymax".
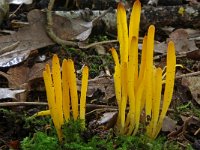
[
  {"xmin": 97, "ymin": 112, "xmax": 117, "ymax": 125},
  {"xmin": 0, "ymin": 9, "xmax": 54, "ymax": 50},
  {"xmin": 4, "ymin": 60, "xmax": 51, "ymax": 90},
  {"xmin": 186, "ymin": 49, "xmax": 200, "ymax": 60},
  {"xmin": 0, "ymin": 9, "xmax": 93, "ymax": 67},
  {"xmin": 77, "ymin": 76, "xmax": 115, "ymax": 100},
  {"xmin": 154, "ymin": 42, "xmax": 167, "ymax": 54},
  {"xmin": 28, "ymin": 59, "xmax": 51, "ymax": 82},
  {"xmin": 181, "ymin": 76, "xmax": 200, "ymax": 105},
  {"xmin": 168, "ymin": 29, "xmax": 198, "ymax": 53},
  {"xmin": 162, "ymin": 116, "xmax": 177, "ymax": 132},
  {"xmin": 7, "ymin": 66, "xmax": 29, "ymax": 88},
  {"xmin": 0, "ymin": 10, "xmax": 54, "ymax": 67},
  {"xmin": 180, "ymin": 115, "xmax": 200, "ymax": 126},
  {"xmin": 52, "ymin": 10, "xmax": 93, "ymax": 41}
]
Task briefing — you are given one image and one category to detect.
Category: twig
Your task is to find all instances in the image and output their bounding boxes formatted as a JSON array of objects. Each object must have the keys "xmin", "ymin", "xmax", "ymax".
[
  {"xmin": 46, "ymin": 0, "xmax": 113, "ymax": 46},
  {"xmin": 0, "ymin": 101, "xmax": 117, "ymax": 109},
  {"xmin": 182, "ymin": 116, "xmax": 193, "ymax": 133},
  {"xmin": 9, "ymin": 4, "xmax": 23, "ymax": 18},
  {"xmin": 86, "ymin": 108, "xmax": 118, "ymax": 116},
  {"xmin": 92, "ymin": 7, "xmax": 113, "ymax": 24},
  {"xmin": 46, "ymin": 0, "xmax": 77, "ymax": 46},
  {"xmin": 194, "ymin": 127, "xmax": 200, "ymax": 135},
  {"xmin": 0, "ymin": 41, "xmax": 19, "ymax": 55},
  {"xmin": 176, "ymin": 71, "xmax": 200, "ymax": 79},
  {"xmin": 0, "ymin": 102, "xmax": 48, "ymax": 107},
  {"xmin": 78, "ymin": 40, "xmax": 118, "ymax": 49}
]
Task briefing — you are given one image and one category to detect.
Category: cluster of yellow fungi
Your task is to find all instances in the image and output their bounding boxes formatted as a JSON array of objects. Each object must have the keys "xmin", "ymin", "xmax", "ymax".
[
  {"xmin": 111, "ymin": 0, "xmax": 176, "ymax": 139},
  {"xmin": 35, "ymin": 0, "xmax": 176, "ymax": 142},
  {"xmin": 35, "ymin": 54, "xmax": 89, "ymax": 141}
]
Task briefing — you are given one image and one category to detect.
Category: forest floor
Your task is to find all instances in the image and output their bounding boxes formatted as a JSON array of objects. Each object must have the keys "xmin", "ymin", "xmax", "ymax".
[{"xmin": 0, "ymin": 0, "xmax": 200, "ymax": 149}]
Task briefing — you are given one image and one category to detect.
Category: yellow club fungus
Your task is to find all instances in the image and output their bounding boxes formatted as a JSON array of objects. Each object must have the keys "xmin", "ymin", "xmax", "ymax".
[
  {"xmin": 80, "ymin": 66, "xmax": 89, "ymax": 128},
  {"xmin": 117, "ymin": 2, "xmax": 128, "ymax": 63},
  {"xmin": 32, "ymin": 110, "xmax": 51, "ymax": 117},
  {"xmin": 129, "ymin": 0, "xmax": 141, "ymax": 82},
  {"xmin": 52, "ymin": 55, "xmax": 64, "ymax": 126},
  {"xmin": 62, "ymin": 59, "xmax": 70, "ymax": 122},
  {"xmin": 36, "ymin": 54, "xmax": 89, "ymax": 141},
  {"xmin": 151, "ymin": 67, "xmax": 162, "ymax": 138},
  {"xmin": 112, "ymin": 0, "xmax": 176, "ymax": 138},
  {"xmin": 145, "ymin": 25, "xmax": 155, "ymax": 135},
  {"xmin": 67, "ymin": 59, "xmax": 79, "ymax": 120},
  {"xmin": 120, "ymin": 62, "xmax": 128, "ymax": 134},
  {"xmin": 153, "ymin": 41, "xmax": 176, "ymax": 138},
  {"xmin": 43, "ymin": 62, "xmax": 63, "ymax": 141},
  {"xmin": 126, "ymin": 37, "xmax": 137, "ymax": 135}
]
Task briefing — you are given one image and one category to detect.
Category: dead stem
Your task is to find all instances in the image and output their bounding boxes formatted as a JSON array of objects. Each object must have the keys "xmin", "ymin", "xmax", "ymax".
[
  {"xmin": 176, "ymin": 71, "xmax": 200, "ymax": 79},
  {"xmin": 46, "ymin": 0, "xmax": 77, "ymax": 46}
]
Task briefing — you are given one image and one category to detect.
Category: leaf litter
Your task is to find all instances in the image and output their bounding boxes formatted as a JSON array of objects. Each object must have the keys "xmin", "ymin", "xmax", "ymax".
[{"xmin": 0, "ymin": 0, "xmax": 200, "ymax": 149}]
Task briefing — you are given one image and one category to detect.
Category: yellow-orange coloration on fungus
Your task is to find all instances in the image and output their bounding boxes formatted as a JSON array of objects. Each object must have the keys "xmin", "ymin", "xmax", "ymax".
[
  {"xmin": 35, "ymin": 55, "xmax": 89, "ymax": 142},
  {"xmin": 111, "ymin": 0, "xmax": 176, "ymax": 138},
  {"xmin": 80, "ymin": 66, "xmax": 89, "ymax": 128},
  {"xmin": 62, "ymin": 59, "xmax": 70, "ymax": 121},
  {"xmin": 67, "ymin": 60, "xmax": 79, "ymax": 120}
]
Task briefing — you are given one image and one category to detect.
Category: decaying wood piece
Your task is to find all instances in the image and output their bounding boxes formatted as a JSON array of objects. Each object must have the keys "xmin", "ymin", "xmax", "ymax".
[
  {"xmin": 57, "ymin": 4, "xmax": 200, "ymax": 35},
  {"xmin": 140, "ymin": 4, "xmax": 200, "ymax": 30}
]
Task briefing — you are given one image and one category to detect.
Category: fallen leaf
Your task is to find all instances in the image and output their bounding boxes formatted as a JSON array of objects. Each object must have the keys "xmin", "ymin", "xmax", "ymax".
[
  {"xmin": 0, "ymin": 49, "xmax": 31, "ymax": 67},
  {"xmin": 162, "ymin": 116, "xmax": 177, "ymax": 132},
  {"xmin": 53, "ymin": 11, "xmax": 93, "ymax": 41},
  {"xmin": 28, "ymin": 59, "xmax": 51, "ymax": 82},
  {"xmin": 186, "ymin": 49, "xmax": 200, "ymax": 60},
  {"xmin": 77, "ymin": 76, "xmax": 115, "ymax": 100},
  {"xmin": 0, "ymin": 60, "xmax": 51, "ymax": 91},
  {"xmin": 154, "ymin": 42, "xmax": 167, "ymax": 54},
  {"xmin": 7, "ymin": 66, "xmax": 29, "ymax": 88},
  {"xmin": 0, "ymin": 88, "xmax": 25, "ymax": 99},
  {"xmin": 0, "ymin": 9, "xmax": 94, "ymax": 67},
  {"xmin": 181, "ymin": 76, "xmax": 200, "ymax": 105},
  {"xmin": 168, "ymin": 29, "xmax": 198, "ymax": 54},
  {"xmin": 0, "ymin": 10, "xmax": 54, "ymax": 67},
  {"xmin": 97, "ymin": 112, "xmax": 117, "ymax": 125}
]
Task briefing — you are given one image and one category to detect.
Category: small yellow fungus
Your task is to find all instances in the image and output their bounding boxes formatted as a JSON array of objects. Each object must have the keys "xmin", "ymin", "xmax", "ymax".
[
  {"xmin": 112, "ymin": 0, "xmax": 176, "ymax": 138},
  {"xmin": 80, "ymin": 66, "xmax": 89, "ymax": 128}
]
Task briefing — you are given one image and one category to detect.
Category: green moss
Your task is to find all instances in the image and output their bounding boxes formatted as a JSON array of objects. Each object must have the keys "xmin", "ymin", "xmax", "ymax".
[
  {"xmin": 177, "ymin": 101, "xmax": 200, "ymax": 118},
  {"xmin": 114, "ymin": 135, "xmax": 164, "ymax": 150},
  {"xmin": 89, "ymin": 35, "xmax": 109, "ymax": 43},
  {"xmin": 21, "ymin": 132, "xmax": 60, "ymax": 150},
  {"xmin": 21, "ymin": 118, "xmax": 187, "ymax": 150}
]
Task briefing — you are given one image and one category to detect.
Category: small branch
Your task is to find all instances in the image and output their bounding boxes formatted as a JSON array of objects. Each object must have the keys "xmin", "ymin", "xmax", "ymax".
[
  {"xmin": 0, "ymin": 102, "xmax": 48, "ymax": 107},
  {"xmin": 0, "ymin": 101, "xmax": 117, "ymax": 109},
  {"xmin": 46, "ymin": 0, "xmax": 113, "ymax": 46},
  {"xmin": 86, "ymin": 108, "xmax": 117, "ymax": 116},
  {"xmin": 46, "ymin": 0, "xmax": 78, "ymax": 46},
  {"xmin": 78, "ymin": 40, "xmax": 118, "ymax": 49},
  {"xmin": 92, "ymin": 7, "xmax": 113, "ymax": 24},
  {"xmin": 176, "ymin": 71, "xmax": 200, "ymax": 79},
  {"xmin": 0, "ymin": 41, "xmax": 19, "ymax": 55}
]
